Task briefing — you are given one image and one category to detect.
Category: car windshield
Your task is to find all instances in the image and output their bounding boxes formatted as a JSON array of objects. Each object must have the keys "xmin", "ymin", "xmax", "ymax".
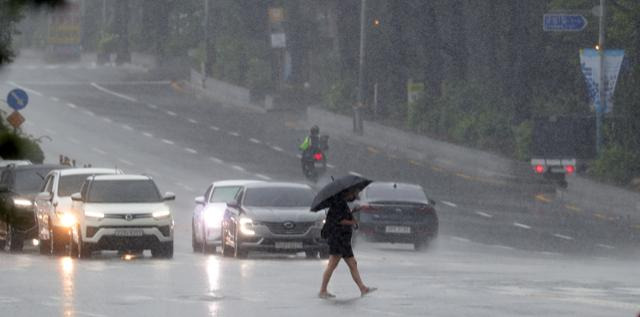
[
  {"xmin": 365, "ymin": 185, "xmax": 427, "ymax": 202},
  {"xmin": 59, "ymin": 174, "xmax": 109, "ymax": 196},
  {"xmin": 86, "ymin": 180, "xmax": 162, "ymax": 203},
  {"xmin": 12, "ymin": 168, "xmax": 51, "ymax": 193},
  {"xmin": 210, "ymin": 186, "xmax": 241, "ymax": 203},
  {"xmin": 243, "ymin": 187, "xmax": 314, "ymax": 207}
]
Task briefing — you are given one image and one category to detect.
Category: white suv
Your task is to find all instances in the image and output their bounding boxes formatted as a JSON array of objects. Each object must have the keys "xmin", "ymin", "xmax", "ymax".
[
  {"xmin": 35, "ymin": 168, "xmax": 122, "ymax": 255},
  {"xmin": 70, "ymin": 174, "xmax": 175, "ymax": 258}
]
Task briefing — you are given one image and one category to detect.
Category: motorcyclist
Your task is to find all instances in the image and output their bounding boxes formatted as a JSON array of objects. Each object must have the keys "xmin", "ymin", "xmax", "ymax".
[{"xmin": 299, "ymin": 125, "xmax": 321, "ymax": 154}]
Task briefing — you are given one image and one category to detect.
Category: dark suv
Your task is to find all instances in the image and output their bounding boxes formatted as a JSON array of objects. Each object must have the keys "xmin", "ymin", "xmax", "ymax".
[{"xmin": 0, "ymin": 164, "xmax": 67, "ymax": 252}]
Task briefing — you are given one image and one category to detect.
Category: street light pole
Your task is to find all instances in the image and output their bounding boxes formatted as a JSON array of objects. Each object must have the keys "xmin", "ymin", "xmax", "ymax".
[
  {"xmin": 202, "ymin": 0, "xmax": 210, "ymax": 86},
  {"xmin": 354, "ymin": 0, "xmax": 367, "ymax": 135},
  {"xmin": 596, "ymin": 0, "xmax": 606, "ymax": 154}
]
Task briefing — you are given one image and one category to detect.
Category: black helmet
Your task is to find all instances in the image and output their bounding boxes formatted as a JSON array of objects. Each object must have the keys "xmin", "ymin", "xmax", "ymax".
[{"xmin": 310, "ymin": 125, "xmax": 319, "ymax": 135}]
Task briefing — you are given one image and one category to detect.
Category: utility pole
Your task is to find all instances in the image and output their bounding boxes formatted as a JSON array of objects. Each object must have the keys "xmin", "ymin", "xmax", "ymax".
[
  {"xmin": 596, "ymin": 0, "xmax": 606, "ymax": 154},
  {"xmin": 202, "ymin": 0, "xmax": 210, "ymax": 86},
  {"xmin": 354, "ymin": 0, "xmax": 367, "ymax": 135}
]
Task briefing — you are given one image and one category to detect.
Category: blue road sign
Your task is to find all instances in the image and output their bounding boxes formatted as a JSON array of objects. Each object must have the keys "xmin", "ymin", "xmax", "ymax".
[
  {"xmin": 543, "ymin": 14, "xmax": 588, "ymax": 32},
  {"xmin": 6, "ymin": 89, "xmax": 29, "ymax": 111}
]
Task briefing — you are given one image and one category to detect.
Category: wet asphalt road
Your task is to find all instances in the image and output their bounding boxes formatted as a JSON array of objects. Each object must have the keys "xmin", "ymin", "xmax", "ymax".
[{"xmin": 0, "ymin": 53, "xmax": 639, "ymax": 316}]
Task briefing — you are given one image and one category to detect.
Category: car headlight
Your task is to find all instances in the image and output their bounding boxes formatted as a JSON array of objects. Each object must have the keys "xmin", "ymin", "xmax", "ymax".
[
  {"xmin": 315, "ymin": 218, "xmax": 326, "ymax": 227},
  {"xmin": 59, "ymin": 213, "xmax": 77, "ymax": 228},
  {"xmin": 204, "ymin": 210, "xmax": 222, "ymax": 228},
  {"xmin": 152, "ymin": 210, "xmax": 171, "ymax": 219},
  {"xmin": 239, "ymin": 216, "xmax": 255, "ymax": 236},
  {"xmin": 13, "ymin": 198, "xmax": 33, "ymax": 208},
  {"xmin": 85, "ymin": 211, "xmax": 104, "ymax": 219}
]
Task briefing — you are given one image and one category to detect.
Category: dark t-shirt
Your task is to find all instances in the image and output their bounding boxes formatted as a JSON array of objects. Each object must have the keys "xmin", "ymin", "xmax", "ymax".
[{"xmin": 324, "ymin": 199, "xmax": 353, "ymax": 237}]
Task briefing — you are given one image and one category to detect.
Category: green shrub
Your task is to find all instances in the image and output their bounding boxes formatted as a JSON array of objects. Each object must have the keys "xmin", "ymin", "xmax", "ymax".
[
  {"xmin": 0, "ymin": 132, "xmax": 44, "ymax": 163},
  {"xmin": 513, "ymin": 120, "xmax": 532, "ymax": 161},
  {"xmin": 590, "ymin": 145, "xmax": 640, "ymax": 185}
]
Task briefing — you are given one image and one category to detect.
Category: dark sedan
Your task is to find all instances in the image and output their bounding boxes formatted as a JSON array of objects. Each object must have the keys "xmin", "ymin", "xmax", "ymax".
[{"xmin": 353, "ymin": 182, "xmax": 438, "ymax": 251}]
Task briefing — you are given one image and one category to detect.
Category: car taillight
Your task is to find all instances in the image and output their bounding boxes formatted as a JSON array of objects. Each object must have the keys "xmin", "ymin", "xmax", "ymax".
[
  {"xmin": 313, "ymin": 152, "xmax": 323, "ymax": 161},
  {"xmin": 565, "ymin": 165, "xmax": 575, "ymax": 174},
  {"xmin": 534, "ymin": 164, "xmax": 545, "ymax": 174},
  {"xmin": 418, "ymin": 205, "xmax": 434, "ymax": 213}
]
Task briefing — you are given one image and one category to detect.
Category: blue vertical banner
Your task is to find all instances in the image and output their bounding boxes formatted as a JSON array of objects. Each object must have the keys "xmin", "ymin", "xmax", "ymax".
[{"xmin": 579, "ymin": 49, "xmax": 625, "ymax": 113}]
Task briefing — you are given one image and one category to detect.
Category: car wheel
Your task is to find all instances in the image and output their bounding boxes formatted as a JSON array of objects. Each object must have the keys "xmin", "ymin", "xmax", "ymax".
[
  {"xmin": 305, "ymin": 250, "xmax": 318, "ymax": 259},
  {"xmin": 7, "ymin": 225, "xmax": 24, "ymax": 252},
  {"xmin": 77, "ymin": 229, "xmax": 92, "ymax": 259},
  {"xmin": 152, "ymin": 241, "xmax": 174, "ymax": 259},
  {"xmin": 191, "ymin": 220, "xmax": 201, "ymax": 252},
  {"xmin": 39, "ymin": 238, "xmax": 50, "ymax": 255},
  {"xmin": 233, "ymin": 230, "xmax": 247, "ymax": 259},
  {"xmin": 51, "ymin": 228, "xmax": 66, "ymax": 255}
]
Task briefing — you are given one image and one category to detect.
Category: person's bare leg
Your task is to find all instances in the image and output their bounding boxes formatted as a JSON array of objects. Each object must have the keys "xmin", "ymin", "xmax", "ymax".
[
  {"xmin": 344, "ymin": 256, "xmax": 367, "ymax": 292},
  {"xmin": 319, "ymin": 255, "xmax": 341, "ymax": 296}
]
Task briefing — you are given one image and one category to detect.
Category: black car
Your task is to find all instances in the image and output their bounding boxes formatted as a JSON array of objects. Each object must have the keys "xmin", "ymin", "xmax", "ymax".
[
  {"xmin": 0, "ymin": 164, "xmax": 67, "ymax": 252},
  {"xmin": 353, "ymin": 182, "xmax": 438, "ymax": 251}
]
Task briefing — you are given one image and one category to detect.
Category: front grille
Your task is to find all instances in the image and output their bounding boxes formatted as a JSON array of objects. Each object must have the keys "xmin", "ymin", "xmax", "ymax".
[
  {"xmin": 263, "ymin": 221, "xmax": 314, "ymax": 235},
  {"xmin": 104, "ymin": 213, "xmax": 153, "ymax": 220},
  {"xmin": 85, "ymin": 225, "xmax": 168, "ymax": 238}
]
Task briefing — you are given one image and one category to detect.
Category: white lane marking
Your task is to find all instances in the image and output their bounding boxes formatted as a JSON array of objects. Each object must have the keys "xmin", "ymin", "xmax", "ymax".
[
  {"xmin": 166, "ymin": 110, "xmax": 177, "ymax": 116},
  {"xmin": 67, "ymin": 137, "xmax": 80, "ymax": 145},
  {"xmin": 90, "ymin": 82, "xmax": 138, "ymax": 102},
  {"xmin": 209, "ymin": 156, "xmax": 223, "ymax": 164},
  {"xmin": 84, "ymin": 110, "xmax": 96, "ymax": 117},
  {"xmin": 161, "ymin": 139, "xmax": 175, "ymax": 145},
  {"xmin": 66, "ymin": 103, "xmax": 77, "ymax": 109},
  {"xmin": 475, "ymin": 211, "xmax": 493, "ymax": 218},
  {"xmin": 596, "ymin": 243, "xmax": 615, "ymax": 249},
  {"xmin": 209, "ymin": 125, "xmax": 220, "ymax": 131},
  {"xmin": 232, "ymin": 165, "xmax": 246, "ymax": 172},
  {"xmin": 490, "ymin": 244, "xmax": 515, "ymax": 250},
  {"xmin": 122, "ymin": 124, "xmax": 134, "ymax": 131},
  {"xmin": 249, "ymin": 138, "xmax": 261, "ymax": 144},
  {"xmin": 513, "ymin": 222, "xmax": 532, "ymax": 230},
  {"xmin": 255, "ymin": 174, "xmax": 271, "ymax": 180},
  {"xmin": 228, "ymin": 131, "xmax": 240, "ymax": 137},
  {"xmin": 102, "ymin": 117, "xmax": 113, "ymax": 124},
  {"xmin": 348, "ymin": 171, "xmax": 363, "ymax": 177},
  {"xmin": 184, "ymin": 148, "xmax": 198, "ymax": 154},
  {"xmin": 91, "ymin": 147, "xmax": 106, "ymax": 155},
  {"xmin": 327, "ymin": 163, "xmax": 336, "ymax": 169},
  {"xmin": 142, "ymin": 132, "xmax": 153, "ymax": 138},
  {"xmin": 441, "ymin": 201, "xmax": 457, "ymax": 208},
  {"xmin": 50, "ymin": 97, "xmax": 59, "ymax": 102},
  {"xmin": 296, "ymin": 154, "xmax": 302, "ymax": 159},
  {"xmin": 8, "ymin": 81, "xmax": 43, "ymax": 96},
  {"xmin": 187, "ymin": 118, "xmax": 198, "ymax": 124},
  {"xmin": 540, "ymin": 251, "xmax": 563, "ymax": 256},
  {"xmin": 118, "ymin": 159, "xmax": 134, "ymax": 166},
  {"xmin": 553, "ymin": 233, "xmax": 574, "ymax": 241},
  {"xmin": 43, "ymin": 128, "xmax": 57, "ymax": 135},
  {"xmin": 271, "ymin": 146, "xmax": 284, "ymax": 152},
  {"xmin": 451, "ymin": 236, "xmax": 470, "ymax": 243},
  {"xmin": 146, "ymin": 103, "xmax": 158, "ymax": 110}
]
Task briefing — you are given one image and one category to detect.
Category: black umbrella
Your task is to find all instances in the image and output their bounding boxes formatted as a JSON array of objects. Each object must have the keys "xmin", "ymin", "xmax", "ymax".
[{"xmin": 310, "ymin": 175, "xmax": 372, "ymax": 212}]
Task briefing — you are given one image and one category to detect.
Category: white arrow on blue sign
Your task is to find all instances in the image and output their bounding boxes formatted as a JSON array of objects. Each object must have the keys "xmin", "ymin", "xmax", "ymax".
[
  {"xmin": 543, "ymin": 14, "xmax": 588, "ymax": 32},
  {"xmin": 6, "ymin": 89, "xmax": 29, "ymax": 111}
]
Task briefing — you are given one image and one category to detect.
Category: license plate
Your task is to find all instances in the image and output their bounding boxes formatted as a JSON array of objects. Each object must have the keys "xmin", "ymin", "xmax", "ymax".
[
  {"xmin": 385, "ymin": 226, "xmax": 411, "ymax": 234},
  {"xmin": 275, "ymin": 241, "xmax": 303, "ymax": 249},
  {"xmin": 114, "ymin": 229, "xmax": 144, "ymax": 237}
]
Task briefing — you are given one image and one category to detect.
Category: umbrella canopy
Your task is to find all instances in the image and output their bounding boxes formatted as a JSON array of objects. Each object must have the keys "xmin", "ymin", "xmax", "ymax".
[{"xmin": 310, "ymin": 175, "xmax": 372, "ymax": 212}]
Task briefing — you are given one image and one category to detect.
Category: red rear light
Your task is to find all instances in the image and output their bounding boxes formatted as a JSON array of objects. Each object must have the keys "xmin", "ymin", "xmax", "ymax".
[
  {"xmin": 313, "ymin": 152, "xmax": 323, "ymax": 161},
  {"xmin": 534, "ymin": 164, "xmax": 545, "ymax": 174},
  {"xmin": 418, "ymin": 205, "xmax": 434, "ymax": 213},
  {"xmin": 565, "ymin": 165, "xmax": 575, "ymax": 174}
]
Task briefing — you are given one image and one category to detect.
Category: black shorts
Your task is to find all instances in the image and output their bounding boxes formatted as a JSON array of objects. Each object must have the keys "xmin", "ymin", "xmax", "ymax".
[{"xmin": 328, "ymin": 233, "xmax": 353, "ymax": 258}]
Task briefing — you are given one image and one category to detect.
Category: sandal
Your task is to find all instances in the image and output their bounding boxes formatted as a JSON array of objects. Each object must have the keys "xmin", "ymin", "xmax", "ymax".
[
  {"xmin": 318, "ymin": 292, "xmax": 336, "ymax": 299},
  {"xmin": 361, "ymin": 287, "xmax": 377, "ymax": 297}
]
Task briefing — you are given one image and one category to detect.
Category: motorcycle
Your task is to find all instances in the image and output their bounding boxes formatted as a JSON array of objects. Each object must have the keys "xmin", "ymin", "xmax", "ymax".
[{"xmin": 301, "ymin": 135, "xmax": 329, "ymax": 182}]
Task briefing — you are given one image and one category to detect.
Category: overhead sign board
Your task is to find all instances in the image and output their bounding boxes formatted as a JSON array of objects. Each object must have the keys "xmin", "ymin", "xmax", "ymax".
[
  {"xmin": 543, "ymin": 14, "xmax": 588, "ymax": 31},
  {"xmin": 6, "ymin": 89, "xmax": 28, "ymax": 111}
]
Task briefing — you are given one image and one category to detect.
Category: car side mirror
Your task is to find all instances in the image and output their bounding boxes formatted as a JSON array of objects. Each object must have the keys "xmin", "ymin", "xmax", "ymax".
[
  {"xmin": 37, "ymin": 192, "xmax": 53, "ymax": 201},
  {"xmin": 71, "ymin": 192, "xmax": 82, "ymax": 202},
  {"xmin": 428, "ymin": 199, "xmax": 436, "ymax": 206},
  {"xmin": 163, "ymin": 192, "xmax": 176, "ymax": 201},
  {"xmin": 195, "ymin": 196, "xmax": 205, "ymax": 205},
  {"xmin": 227, "ymin": 200, "xmax": 240, "ymax": 209}
]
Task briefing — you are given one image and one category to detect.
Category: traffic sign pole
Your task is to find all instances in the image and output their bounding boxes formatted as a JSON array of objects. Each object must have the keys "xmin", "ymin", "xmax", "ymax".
[{"xmin": 597, "ymin": 0, "xmax": 606, "ymax": 155}]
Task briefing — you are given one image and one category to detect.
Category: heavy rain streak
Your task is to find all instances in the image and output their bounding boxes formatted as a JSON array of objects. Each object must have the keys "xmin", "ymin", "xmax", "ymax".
[{"xmin": 1, "ymin": 1, "xmax": 640, "ymax": 316}]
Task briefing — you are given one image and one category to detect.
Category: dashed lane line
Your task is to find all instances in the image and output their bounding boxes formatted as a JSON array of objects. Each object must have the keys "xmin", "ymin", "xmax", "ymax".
[
  {"xmin": 594, "ymin": 213, "xmax": 607, "ymax": 220},
  {"xmin": 451, "ymin": 236, "xmax": 470, "ymax": 243},
  {"xmin": 146, "ymin": 103, "xmax": 158, "ymax": 110},
  {"xmin": 90, "ymin": 82, "xmax": 138, "ymax": 102},
  {"xmin": 232, "ymin": 165, "xmax": 246, "ymax": 172},
  {"xmin": 513, "ymin": 222, "xmax": 532, "ymax": 230},
  {"xmin": 255, "ymin": 174, "xmax": 272, "ymax": 181},
  {"xmin": 565, "ymin": 204, "xmax": 582, "ymax": 212},
  {"xmin": 596, "ymin": 243, "xmax": 615, "ymax": 249},
  {"xmin": 441, "ymin": 201, "xmax": 457, "ymax": 208},
  {"xmin": 50, "ymin": 97, "xmax": 59, "ymax": 102},
  {"xmin": 431, "ymin": 165, "xmax": 444, "ymax": 172},
  {"xmin": 348, "ymin": 171, "xmax": 363, "ymax": 177},
  {"xmin": 296, "ymin": 154, "xmax": 302, "ymax": 159},
  {"xmin": 91, "ymin": 147, "xmax": 106, "ymax": 155},
  {"xmin": 209, "ymin": 125, "xmax": 220, "ymax": 131},
  {"xmin": 142, "ymin": 132, "xmax": 153, "ymax": 138},
  {"xmin": 188, "ymin": 118, "xmax": 198, "ymax": 124},
  {"xmin": 66, "ymin": 103, "xmax": 77, "ymax": 109},
  {"xmin": 553, "ymin": 233, "xmax": 574, "ymax": 241},
  {"xmin": 209, "ymin": 157, "xmax": 224, "ymax": 164},
  {"xmin": 490, "ymin": 244, "xmax": 515, "ymax": 250},
  {"xmin": 228, "ymin": 131, "xmax": 240, "ymax": 137},
  {"xmin": 161, "ymin": 139, "xmax": 175, "ymax": 145},
  {"xmin": 271, "ymin": 146, "xmax": 284, "ymax": 152},
  {"xmin": 409, "ymin": 160, "xmax": 422, "ymax": 167},
  {"xmin": 367, "ymin": 146, "xmax": 380, "ymax": 154},
  {"xmin": 118, "ymin": 159, "xmax": 134, "ymax": 166},
  {"xmin": 475, "ymin": 211, "xmax": 493, "ymax": 218},
  {"xmin": 166, "ymin": 110, "xmax": 177, "ymax": 116},
  {"xmin": 184, "ymin": 148, "xmax": 198, "ymax": 154},
  {"xmin": 535, "ymin": 194, "xmax": 552, "ymax": 203},
  {"xmin": 327, "ymin": 163, "xmax": 336, "ymax": 169},
  {"xmin": 83, "ymin": 110, "xmax": 96, "ymax": 117},
  {"xmin": 102, "ymin": 118, "xmax": 112, "ymax": 124},
  {"xmin": 122, "ymin": 124, "xmax": 134, "ymax": 131},
  {"xmin": 7, "ymin": 81, "xmax": 43, "ymax": 96},
  {"xmin": 249, "ymin": 138, "xmax": 261, "ymax": 144}
]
